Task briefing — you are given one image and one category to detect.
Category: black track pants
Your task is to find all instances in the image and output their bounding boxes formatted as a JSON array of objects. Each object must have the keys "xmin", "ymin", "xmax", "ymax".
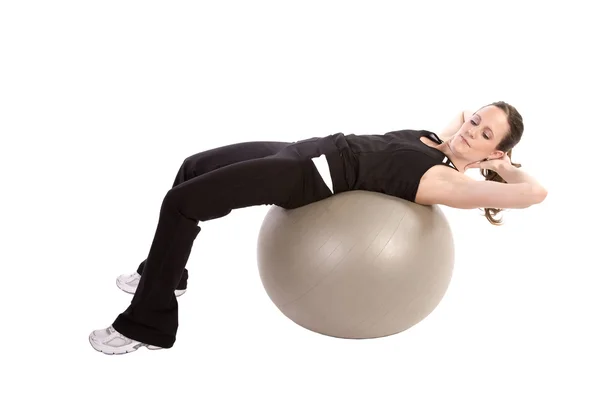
[{"xmin": 111, "ymin": 136, "xmax": 345, "ymax": 348}]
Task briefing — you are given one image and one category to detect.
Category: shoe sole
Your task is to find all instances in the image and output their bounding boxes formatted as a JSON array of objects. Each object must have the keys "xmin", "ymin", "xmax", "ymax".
[
  {"xmin": 116, "ymin": 278, "xmax": 186, "ymax": 297},
  {"xmin": 89, "ymin": 335, "xmax": 162, "ymax": 355}
]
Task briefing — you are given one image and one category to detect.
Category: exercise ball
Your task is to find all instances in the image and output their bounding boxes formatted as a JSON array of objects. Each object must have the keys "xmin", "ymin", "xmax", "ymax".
[{"xmin": 256, "ymin": 190, "xmax": 454, "ymax": 339}]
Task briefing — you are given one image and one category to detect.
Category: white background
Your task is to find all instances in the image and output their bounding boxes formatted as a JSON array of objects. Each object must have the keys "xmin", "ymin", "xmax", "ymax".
[{"xmin": 1, "ymin": 1, "xmax": 598, "ymax": 399}]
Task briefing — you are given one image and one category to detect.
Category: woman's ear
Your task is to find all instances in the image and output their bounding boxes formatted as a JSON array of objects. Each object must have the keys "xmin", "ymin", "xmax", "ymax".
[{"xmin": 487, "ymin": 150, "xmax": 505, "ymax": 161}]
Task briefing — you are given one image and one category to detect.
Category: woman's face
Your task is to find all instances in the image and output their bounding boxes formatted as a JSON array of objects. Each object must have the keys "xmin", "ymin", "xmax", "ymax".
[{"xmin": 449, "ymin": 105, "xmax": 510, "ymax": 162}]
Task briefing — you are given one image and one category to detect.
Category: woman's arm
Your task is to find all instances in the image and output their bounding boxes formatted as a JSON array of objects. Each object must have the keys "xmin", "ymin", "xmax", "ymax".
[
  {"xmin": 417, "ymin": 166, "xmax": 547, "ymax": 210},
  {"xmin": 495, "ymin": 163, "xmax": 547, "ymax": 191},
  {"xmin": 467, "ymin": 157, "xmax": 548, "ymax": 197},
  {"xmin": 438, "ymin": 110, "xmax": 473, "ymax": 140}
]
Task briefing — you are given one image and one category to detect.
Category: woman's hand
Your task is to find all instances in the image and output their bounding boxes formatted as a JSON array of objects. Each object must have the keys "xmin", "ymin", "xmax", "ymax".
[{"xmin": 465, "ymin": 153, "xmax": 513, "ymax": 172}]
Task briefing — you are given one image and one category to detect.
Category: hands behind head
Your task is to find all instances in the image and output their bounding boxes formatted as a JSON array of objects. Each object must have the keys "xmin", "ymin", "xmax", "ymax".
[{"xmin": 465, "ymin": 153, "xmax": 513, "ymax": 172}]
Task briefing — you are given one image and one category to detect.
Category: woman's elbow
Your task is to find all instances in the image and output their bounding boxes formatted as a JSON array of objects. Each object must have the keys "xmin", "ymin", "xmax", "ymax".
[
  {"xmin": 532, "ymin": 187, "xmax": 548, "ymax": 205},
  {"xmin": 506, "ymin": 187, "xmax": 548, "ymax": 209}
]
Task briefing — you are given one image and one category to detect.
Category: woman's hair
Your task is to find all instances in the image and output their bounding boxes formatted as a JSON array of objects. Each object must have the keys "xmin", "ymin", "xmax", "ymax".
[{"xmin": 478, "ymin": 101, "xmax": 524, "ymax": 225}]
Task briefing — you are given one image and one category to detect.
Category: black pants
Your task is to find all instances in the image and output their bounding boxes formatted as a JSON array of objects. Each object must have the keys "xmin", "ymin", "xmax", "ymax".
[{"xmin": 111, "ymin": 136, "xmax": 346, "ymax": 348}]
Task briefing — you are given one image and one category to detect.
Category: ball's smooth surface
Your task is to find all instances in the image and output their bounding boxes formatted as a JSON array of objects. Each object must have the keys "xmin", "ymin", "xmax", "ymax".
[{"xmin": 257, "ymin": 190, "xmax": 454, "ymax": 339}]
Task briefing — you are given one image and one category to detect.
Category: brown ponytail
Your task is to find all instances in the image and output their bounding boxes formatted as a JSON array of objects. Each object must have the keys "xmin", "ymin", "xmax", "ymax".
[
  {"xmin": 477, "ymin": 101, "xmax": 524, "ymax": 225},
  {"xmin": 480, "ymin": 149, "xmax": 522, "ymax": 225}
]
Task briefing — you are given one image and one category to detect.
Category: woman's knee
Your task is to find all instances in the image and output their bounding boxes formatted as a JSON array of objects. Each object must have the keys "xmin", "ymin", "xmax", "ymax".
[
  {"xmin": 181, "ymin": 152, "xmax": 214, "ymax": 178},
  {"xmin": 164, "ymin": 184, "xmax": 234, "ymax": 222},
  {"xmin": 176, "ymin": 150, "xmax": 227, "ymax": 185}
]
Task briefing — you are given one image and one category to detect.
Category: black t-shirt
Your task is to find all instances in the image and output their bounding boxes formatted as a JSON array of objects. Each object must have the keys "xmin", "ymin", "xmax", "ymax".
[{"xmin": 326, "ymin": 129, "xmax": 458, "ymax": 202}]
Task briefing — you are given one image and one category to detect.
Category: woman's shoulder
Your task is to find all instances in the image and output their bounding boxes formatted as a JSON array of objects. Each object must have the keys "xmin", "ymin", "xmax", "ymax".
[{"xmin": 415, "ymin": 164, "xmax": 465, "ymax": 205}]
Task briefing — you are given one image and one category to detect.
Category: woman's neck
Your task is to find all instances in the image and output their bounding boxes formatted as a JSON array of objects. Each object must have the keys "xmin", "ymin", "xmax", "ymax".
[{"xmin": 435, "ymin": 140, "xmax": 470, "ymax": 173}]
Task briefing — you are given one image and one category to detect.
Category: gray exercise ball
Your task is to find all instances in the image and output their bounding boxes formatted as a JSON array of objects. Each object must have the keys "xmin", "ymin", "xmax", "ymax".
[{"xmin": 256, "ymin": 190, "xmax": 455, "ymax": 339}]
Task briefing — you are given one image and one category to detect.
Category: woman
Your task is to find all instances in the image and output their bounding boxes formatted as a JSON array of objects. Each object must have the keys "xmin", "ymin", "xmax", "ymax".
[{"xmin": 89, "ymin": 101, "xmax": 547, "ymax": 355}]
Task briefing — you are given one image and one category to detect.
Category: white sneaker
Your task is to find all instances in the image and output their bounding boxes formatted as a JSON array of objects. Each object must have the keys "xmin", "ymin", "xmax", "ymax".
[
  {"xmin": 89, "ymin": 325, "xmax": 162, "ymax": 355},
  {"xmin": 116, "ymin": 271, "xmax": 186, "ymax": 297}
]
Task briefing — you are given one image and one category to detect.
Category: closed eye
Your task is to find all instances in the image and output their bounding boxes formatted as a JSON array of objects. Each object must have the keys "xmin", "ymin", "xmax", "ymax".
[{"xmin": 469, "ymin": 119, "xmax": 490, "ymax": 139}]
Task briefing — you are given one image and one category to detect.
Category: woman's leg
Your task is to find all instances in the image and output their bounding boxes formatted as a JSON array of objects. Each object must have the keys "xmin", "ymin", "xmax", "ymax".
[
  {"xmin": 111, "ymin": 147, "xmax": 332, "ymax": 348},
  {"xmin": 135, "ymin": 141, "xmax": 292, "ymax": 290}
]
